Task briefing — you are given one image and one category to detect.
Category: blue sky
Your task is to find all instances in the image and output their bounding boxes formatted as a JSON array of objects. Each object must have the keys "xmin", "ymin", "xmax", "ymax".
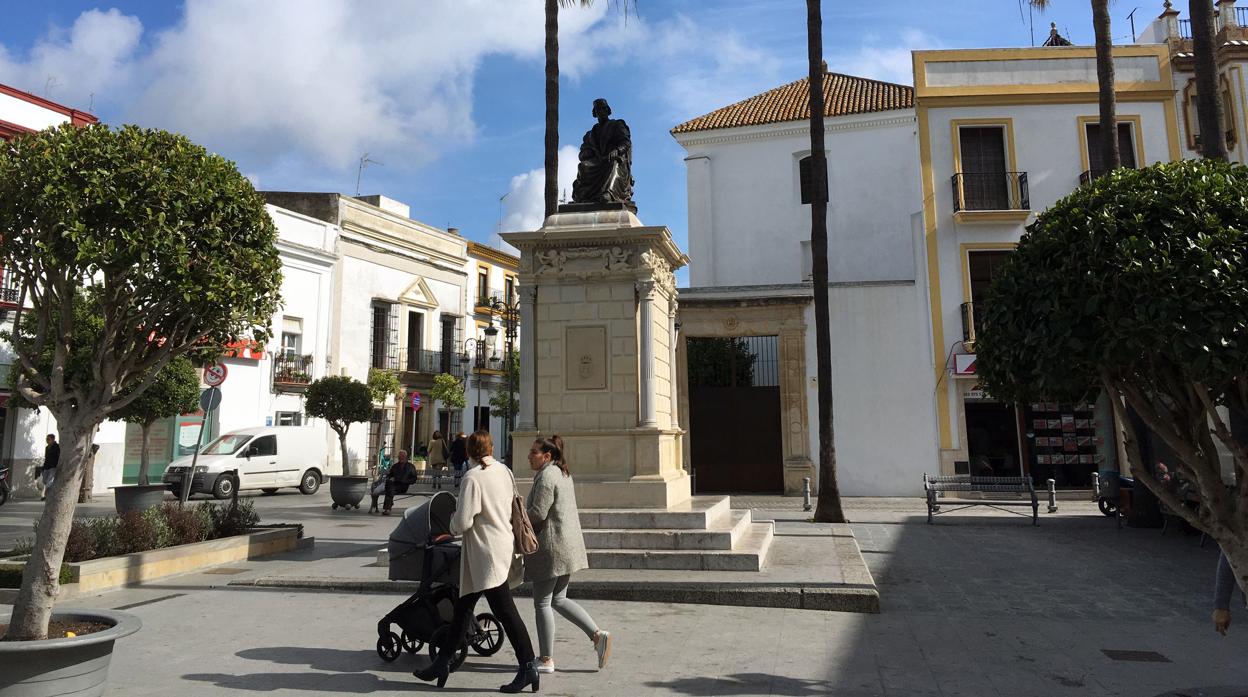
[{"xmin": 0, "ymin": 1, "xmax": 1153, "ymax": 272}]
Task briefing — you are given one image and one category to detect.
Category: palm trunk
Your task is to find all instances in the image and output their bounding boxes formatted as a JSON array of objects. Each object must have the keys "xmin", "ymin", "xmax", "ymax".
[
  {"xmin": 544, "ymin": 0, "xmax": 560, "ymax": 218},
  {"xmin": 806, "ymin": 0, "xmax": 845, "ymax": 524},
  {"xmin": 138, "ymin": 421, "xmax": 152, "ymax": 486},
  {"xmin": 5, "ymin": 420, "xmax": 93, "ymax": 640},
  {"xmin": 1192, "ymin": 0, "xmax": 1228, "ymax": 160},
  {"xmin": 1092, "ymin": 0, "xmax": 1120, "ymax": 170}
]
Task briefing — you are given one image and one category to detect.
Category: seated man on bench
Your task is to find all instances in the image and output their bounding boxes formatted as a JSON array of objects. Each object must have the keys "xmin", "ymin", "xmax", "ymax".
[{"xmin": 370, "ymin": 450, "xmax": 419, "ymax": 516}]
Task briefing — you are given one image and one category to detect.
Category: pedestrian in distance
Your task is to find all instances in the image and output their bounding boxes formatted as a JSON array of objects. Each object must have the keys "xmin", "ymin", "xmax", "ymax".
[
  {"xmin": 449, "ymin": 431, "xmax": 468, "ymax": 489},
  {"xmin": 370, "ymin": 450, "xmax": 418, "ymax": 516},
  {"xmin": 525, "ymin": 435, "xmax": 611, "ymax": 673},
  {"xmin": 427, "ymin": 430, "xmax": 448, "ymax": 474},
  {"xmin": 413, "ymin": 430, "xmax": 539, "ymax": 693},
  {"xmin": 1213, "ymin": 547, "xmax": 1244, "ymax": 635},
  {"xmin": 40, "ymin": 434, "xmax": 59, "ymax": 501}
]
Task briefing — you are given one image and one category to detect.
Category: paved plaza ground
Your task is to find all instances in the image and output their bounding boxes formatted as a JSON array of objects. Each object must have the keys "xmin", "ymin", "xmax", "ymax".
[{"xmin": 3, "ymin": 491, "xmax": 1248, "ymax": 695}]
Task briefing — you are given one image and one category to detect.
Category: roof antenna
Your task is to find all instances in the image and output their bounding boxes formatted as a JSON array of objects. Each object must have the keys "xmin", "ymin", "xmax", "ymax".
[{"xmin": 355, "ymin": 153, "xmax": 383, "ymax": 196}]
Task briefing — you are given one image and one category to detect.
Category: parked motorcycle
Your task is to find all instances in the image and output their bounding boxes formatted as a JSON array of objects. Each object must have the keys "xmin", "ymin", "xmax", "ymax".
[
  {"xmin": 1092, "ymin": 469, "xmax": 1132, "ymax": 517},
  {"xmin": 0, "ymin": 466, "xmax": 9, "ymax": 507}
]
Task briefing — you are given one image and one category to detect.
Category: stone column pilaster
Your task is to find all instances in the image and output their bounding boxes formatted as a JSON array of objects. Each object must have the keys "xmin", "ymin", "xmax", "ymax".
[
  {"xmin": 668, "ymin": 302, "xmax": 680, "ymax": 430},
  {"xmin": 637, "ymin": 280, "xmax": 658, "ymax": 428},
  {"xmin": 517, "ymin": 285, "xmax": 538, "ymax": 432}
]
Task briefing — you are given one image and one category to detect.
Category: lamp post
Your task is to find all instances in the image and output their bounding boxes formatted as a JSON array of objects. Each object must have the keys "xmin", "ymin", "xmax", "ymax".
[
  {"xmin": 488, "ymin": 295, "xmax": 520, "ymax": 466},
  {"xmin": 462, "ymin": 328, "xmax": 499, "ymax": 435}
]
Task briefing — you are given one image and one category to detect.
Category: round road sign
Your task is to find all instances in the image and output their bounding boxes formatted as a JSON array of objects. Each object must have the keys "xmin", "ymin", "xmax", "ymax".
[
  {"xmin": 410, "ymin": 391, "xmax": 423, "ymax": 412},
  {"xmin": 203, "ymin": 362, "xmax": 228, "ymax": 387},
  {"xmin": 200, "ymin": 387, "xmax": 222, "ymax": 412}
]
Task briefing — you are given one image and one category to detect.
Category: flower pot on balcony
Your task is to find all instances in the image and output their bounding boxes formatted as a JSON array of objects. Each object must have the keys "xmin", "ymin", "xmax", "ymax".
[
  {"xmin": 329, "ymin": 475, "xmax": 368, "ymax": 510},
  {"xmin": 0, "ymin": 608, "xmax": 142, "ymax": 697},
  {"xmin": 110, "ymin": 483, "xmax": 169, "ymax": 515}
]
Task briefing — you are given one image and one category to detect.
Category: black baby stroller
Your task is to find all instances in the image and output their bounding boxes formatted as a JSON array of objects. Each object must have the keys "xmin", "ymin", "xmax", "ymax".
[{"xmin": 376, "ymin": 491, "xmax": 504, "ymax": 670}]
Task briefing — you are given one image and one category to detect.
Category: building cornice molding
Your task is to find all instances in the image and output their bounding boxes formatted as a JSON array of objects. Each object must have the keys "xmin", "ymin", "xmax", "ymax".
[
  {"xmin": 467, "ymin": 240, "xmax": 520, "ymax": 269},
  {"xmin": 339, "ymin": 227, "xmax": 467, "ymax": 276},
  {"xmin": 675, "ymin": 114, "xmax": 915, "ymax": 148}
]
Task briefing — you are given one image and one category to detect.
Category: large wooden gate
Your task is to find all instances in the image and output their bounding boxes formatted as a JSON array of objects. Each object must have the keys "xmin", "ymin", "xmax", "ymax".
[{"xmin": 687, "ymin": 336, "xmax": 783, "ymax": 493}]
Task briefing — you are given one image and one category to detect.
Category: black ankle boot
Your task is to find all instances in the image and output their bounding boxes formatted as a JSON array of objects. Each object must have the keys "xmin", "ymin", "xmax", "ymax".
[
  {"xmin": 499, "ymin": 662, "xmax": 539, "ymax": 693},
  {"xmin": 414, "ymin": 658, "xmax": 450, "ymax": 689}
]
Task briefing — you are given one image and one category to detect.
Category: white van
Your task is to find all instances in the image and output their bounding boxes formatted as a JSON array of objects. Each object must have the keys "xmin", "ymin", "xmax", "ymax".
[{"xmin": 162, "ymin": 426, "xmax": 329, "ymax": 499}]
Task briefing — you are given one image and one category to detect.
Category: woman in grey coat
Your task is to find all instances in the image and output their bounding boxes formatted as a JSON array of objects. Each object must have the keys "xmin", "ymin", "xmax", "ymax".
[{"xmin": 525, "ymin": 435, "xmax": 612, "ymax": 674}]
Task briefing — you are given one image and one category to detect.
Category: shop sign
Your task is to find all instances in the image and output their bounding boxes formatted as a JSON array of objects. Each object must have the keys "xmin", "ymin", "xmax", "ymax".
[
  {"xmin": 953, "ymin": 353, "xmax": 977, "ymax": 376},
  {"xmin": 964, "ymin": 386, "xmax": 988, "ymax": 400}
]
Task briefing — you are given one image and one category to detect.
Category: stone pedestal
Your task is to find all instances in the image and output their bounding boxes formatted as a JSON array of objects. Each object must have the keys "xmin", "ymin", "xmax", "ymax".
[{"xmin": 503, "ymin": 209, "xmax": 691, "ymax": 509}]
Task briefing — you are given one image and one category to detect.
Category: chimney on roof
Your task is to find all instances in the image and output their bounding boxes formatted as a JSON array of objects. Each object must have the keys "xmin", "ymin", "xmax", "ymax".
[
  {"xmin": 447, "ymin": 227, "xmax": 460, "ymax": 236},
  {"xmin": 821, "ymin": 60, "xmax": 828, "ymax": 75},
  {"xmin": 355, "ymin": 194, "xmax": 410, "ymax": 219}
]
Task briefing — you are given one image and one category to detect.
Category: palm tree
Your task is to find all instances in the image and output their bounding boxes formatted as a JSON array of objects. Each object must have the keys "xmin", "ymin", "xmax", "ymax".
[
  {"xmin": 1031, "ymin": 1, "xmax": 1120, "ymax": 171},
  {"xmin": 545, "ymin": 1, "xmax": 635, "ymax": 218},
  {"xmin": 806, "ymin": 0, "xmax": 845, "ymax": 524},
  {"xmin": 1191, "ymin": 0, "xmax": 1228, "ymax": 160}
]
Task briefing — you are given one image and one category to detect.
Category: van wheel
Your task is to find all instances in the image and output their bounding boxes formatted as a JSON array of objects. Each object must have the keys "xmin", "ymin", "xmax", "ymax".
[
  {"xmin": 212, "ymin": 474, "xmax": 237, "ymax": 500},
  {"xmin": 299, "ymin": 470, "xmax": 321, "ymax": 495}
]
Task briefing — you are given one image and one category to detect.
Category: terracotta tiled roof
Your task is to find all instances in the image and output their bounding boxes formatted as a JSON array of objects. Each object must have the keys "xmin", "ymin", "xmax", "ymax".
[{"xmin": 671, "ymin": 72, "xmax": 914, "ymax": 135}]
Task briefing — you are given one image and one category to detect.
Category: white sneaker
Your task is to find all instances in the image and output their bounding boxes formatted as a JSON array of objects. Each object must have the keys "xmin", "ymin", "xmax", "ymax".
[
  {"xmin": 594, "ymin": 631, "xmax": 611, "ymax": 670},
  {"xmin": 536, "ymin": 660, "xmax": 555, "ymax": 674}
]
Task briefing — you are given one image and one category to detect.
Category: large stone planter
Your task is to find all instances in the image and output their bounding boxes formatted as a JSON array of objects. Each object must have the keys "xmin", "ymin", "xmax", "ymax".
[
  {"xmin": 329, "ymin": 475, "xmax": 368, "ymax": 510},
  {"xmin": 0, "ymin": 608, "xmax": 141, "ymax": 697},
  {"xmin": 110, "ymin": 484, "xmax": 169, "ymax": 515}
]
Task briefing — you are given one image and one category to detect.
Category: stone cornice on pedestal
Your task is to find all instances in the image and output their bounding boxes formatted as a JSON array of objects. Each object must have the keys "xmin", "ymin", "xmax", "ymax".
[{"xmin": 502, "ymin": 210, "xmax": 689, "ymax": 286}]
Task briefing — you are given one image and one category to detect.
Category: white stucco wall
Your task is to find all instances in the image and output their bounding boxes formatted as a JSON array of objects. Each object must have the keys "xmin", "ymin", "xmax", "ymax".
[{"xmin": 676, "ymin": 110, "xmax": 921, "ymax": 287}]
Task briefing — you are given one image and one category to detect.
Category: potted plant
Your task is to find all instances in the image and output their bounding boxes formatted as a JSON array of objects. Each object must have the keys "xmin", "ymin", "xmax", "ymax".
[
  {"xmin": 0, "ymin": 608, "xmax": 142, "ymax": 695},
  {"xmin": 111, "ymin": 356, "xmax": 200, "ymax": 514},
  {"xmin": 0, "ymin": 121, "xmax": 282, "ymax": 675},
  {"xmin": 305, "ymin": 375, "xmax": 373, "ymax": 510}
]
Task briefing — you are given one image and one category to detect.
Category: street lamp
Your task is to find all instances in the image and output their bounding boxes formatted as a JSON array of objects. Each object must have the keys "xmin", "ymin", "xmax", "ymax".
[
  {"xmin": 486, "ymin": 295, "xmax": 519, "ymax": 466},
  {"xmin": 462, "ymin": 328, "xmax": 499, "ymax": 435}
]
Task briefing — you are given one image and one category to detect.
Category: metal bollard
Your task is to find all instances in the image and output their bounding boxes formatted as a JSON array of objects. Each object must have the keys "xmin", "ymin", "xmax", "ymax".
[
  {"xmin": 802, "ymin": 477, "xmax": 812, "ymax": 512},
  {"xmin": 1046, "ymin": 478, "xmax": 1058, "ymax": 513},
  {"xmin": 1091, "ymin": 471, "xmax": 1101, "ymax": 501}
]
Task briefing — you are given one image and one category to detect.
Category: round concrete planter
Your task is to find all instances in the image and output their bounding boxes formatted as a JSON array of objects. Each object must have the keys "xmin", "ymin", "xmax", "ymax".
[
  {"xmin": 110, "ymin": 484, "xmax": 169, "ymax": 515},
  {"xmin": 0, "ymin": 608, "xmax": 141, "ymax": 697},
  {"xmin": 329, "ymin": 475, "xmax": 368, "ymax": 510}
]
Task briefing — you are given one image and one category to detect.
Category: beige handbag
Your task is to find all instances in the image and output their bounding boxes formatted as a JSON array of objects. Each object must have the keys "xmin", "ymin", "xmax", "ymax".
[{"xmin": 508, "ymin": 468, "xmax": 539, "ymax": 555}]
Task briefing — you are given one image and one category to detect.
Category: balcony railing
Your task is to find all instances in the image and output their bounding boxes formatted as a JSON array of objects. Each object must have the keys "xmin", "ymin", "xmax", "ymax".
[
  {"xmin": 0, "ymin": 269, "xmax": 20, "ymax": 306},
  {"xmin": 467, "ymin": 344, "xmax": 505, "ymax": 371},
  {"xmin": 475, "ymin": 287, "xmax": 517, "ymax": 311},
  {"xmin": 951, "ymin": 172, "xmax": 1030, "ymax": 213},
  {"xmin": 273, "ymin": 353, "xmax": 314, "ymax": 390},
  {"xmin": 394, "ymin": 348, "xmax": 465, "ymax": 378}
]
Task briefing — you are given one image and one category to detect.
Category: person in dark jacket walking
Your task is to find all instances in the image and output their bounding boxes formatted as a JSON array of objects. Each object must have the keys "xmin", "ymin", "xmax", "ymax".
[
  {"xmin": 40, "ymin": 434, "xmax": 60, "ymax": 501},
  {"xmin": 449, "ymin": 432, "xmax": 468, "ymax": 488}
]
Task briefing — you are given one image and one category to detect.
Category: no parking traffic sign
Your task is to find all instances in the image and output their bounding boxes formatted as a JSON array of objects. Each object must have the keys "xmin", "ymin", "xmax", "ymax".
[{"xmin": 410, "ymin": 391, "xmax": 423, "ymax": 412}]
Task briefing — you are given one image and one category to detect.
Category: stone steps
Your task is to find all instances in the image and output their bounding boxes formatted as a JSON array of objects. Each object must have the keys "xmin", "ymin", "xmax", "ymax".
[
  {"xmin": 585, "ymin": 523, "xmax": 774, "ymax": 572},
  {"xmin": 581, "ymin": 509, "xmax": 752, "ymax": 550},
  {"xmin": 577, "ymin": 496, "xmax": 731, "ymax": 530}
]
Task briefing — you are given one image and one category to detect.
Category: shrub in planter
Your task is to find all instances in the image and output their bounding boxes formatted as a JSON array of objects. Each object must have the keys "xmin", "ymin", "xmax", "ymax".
[
  {"xmin": 209, "ymin": 499, "xmax": 260, "ymax": 539},
  {"xmin": 162, "ymin": 502, "xmax": 212, "ymax": 545},
  {"xmin": 62, "ymin": 520, "xmax": 97, "ymax": 564}
]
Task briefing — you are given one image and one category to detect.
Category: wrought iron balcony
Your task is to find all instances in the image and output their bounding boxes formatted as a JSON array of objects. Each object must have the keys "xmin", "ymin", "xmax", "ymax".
[
  {"xmin": 475, "ymin": 287, "xmax": 518, "ymax": 312},
  {"xmin": 395, "ymin": 348, "xmax": 465, "ymax": 378},
  {"xmin": 0, "ymin": 269, "xmax": 20, "ymax": 306},
  {"xmin": 463, "ymin": 344, "xmax": 505, "ymax": 372},
  {"xmin": 951, "ymin": 172, "xmax": 1029, "ymax": 213},
  {"xmin": 273, "ymin": 353, "xmax": 314, "ymax": 391}
]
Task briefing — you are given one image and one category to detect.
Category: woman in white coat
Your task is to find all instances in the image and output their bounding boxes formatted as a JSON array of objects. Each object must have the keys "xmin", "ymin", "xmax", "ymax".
[{"xmin": 414, "ymin": 431, "xmax": 538, "ymax": 693}]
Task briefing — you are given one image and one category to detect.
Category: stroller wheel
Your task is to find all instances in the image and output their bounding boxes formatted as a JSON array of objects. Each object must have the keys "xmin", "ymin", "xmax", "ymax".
[
  {"xmin": 400, "ymin": 630, "xmax": 424, "ymax": 654},
  {"xmin": 377, "ymin": 632, "xmax": 402, "ymax": 662},
  {"xmin": 428, "ymin": 626, "xmax": 468, "ymax": 673},
  {"xmin": 1098, "ymin": 498, "xmax": 1118, "ymax": 517},
  {"xmin": 469, "ymin": 613, "xmax": 504, "ymax": 656}
]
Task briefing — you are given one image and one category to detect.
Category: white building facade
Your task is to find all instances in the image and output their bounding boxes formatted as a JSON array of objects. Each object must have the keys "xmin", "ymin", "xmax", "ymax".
[
  {"xmin": 672, "ymin": 71, "xmax": 939, "ymax": 496},
  {"xmin": 463, "ymin": 241, "xmax": 521, "ymax": 458}
]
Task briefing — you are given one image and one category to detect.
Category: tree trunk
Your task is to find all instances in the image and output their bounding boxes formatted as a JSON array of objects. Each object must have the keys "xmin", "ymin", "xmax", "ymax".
[
  {"xmin": 138, "ymin": 421, "xmax": 152, "ymax": 486},
  {"xmin": 78, "ymin": 441, "xmax": 95, "ymax": 504},
  {"xmin": 338, "ymin": 425, "xmax": 352, "ymax": 477},
  {"xmin": 806, "ymin": 0, "xmax": 845, "ymax": 524},
  {"xmin": 1092, "ymin": 0, "xmax": 1120, "ymax": 171},
  {"xmin": 1192, "ymin": 0, "xmax": 1228, "ymax": 160},
  {"xmin": 544, "ymin": 0, "xmax": 560, "ymax": 218},
  {"xmin": 5, "ymin": 419, "xmax": 94, "ymax": 640}
]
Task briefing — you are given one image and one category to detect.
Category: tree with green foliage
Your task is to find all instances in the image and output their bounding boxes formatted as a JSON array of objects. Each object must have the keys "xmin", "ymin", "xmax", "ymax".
[
  {"xmin": 114, "ymin": 356, "xmax": 200, "ymax": 485},
  {"xmin": 976, "ymin": 159, "xmax": 1248, "ymax": 598},
  {"xmin": 305, "ymin": 375, "xmax": 373, "ymax": 478},
  {"xmin": 489, "ymin": 351, "xmax": 520, "ymax": 422},
  {"xmin": 0, "ymin": 123, "xmax": 282, "ymax": 640},
  {"xmin": 431, "ymin": 372, "xmax": 467, "ymax": 411},
  {"xmin": 367, "ymin": 366, "xmax": 402, "ymax": 404}
]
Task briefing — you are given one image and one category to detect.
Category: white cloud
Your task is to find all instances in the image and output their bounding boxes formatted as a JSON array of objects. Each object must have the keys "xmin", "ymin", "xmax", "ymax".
[
  {"xmin": 0, "ymin": 9, "xmax": 142, "ymax": 107},
  {"xmin": 828, "ymin": 29, "xmax": 943, "ymax": 86},
  {"xmin": 499, "ymin": 144, "xmax": 580, "ymax": 246}
]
